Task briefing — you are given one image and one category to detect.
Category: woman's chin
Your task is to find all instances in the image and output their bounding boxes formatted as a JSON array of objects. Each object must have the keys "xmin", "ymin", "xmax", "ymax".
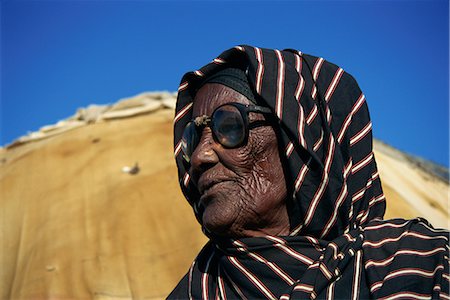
[{"xmin": 201, "ymin": 205, "xmax": 236, "ymax": 237}]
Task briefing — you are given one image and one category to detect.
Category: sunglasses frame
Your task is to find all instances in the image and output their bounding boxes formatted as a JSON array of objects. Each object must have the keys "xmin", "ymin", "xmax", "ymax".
[{"xmin": 181, "ymin": 102, "xmax": 272, "ymax": 163}]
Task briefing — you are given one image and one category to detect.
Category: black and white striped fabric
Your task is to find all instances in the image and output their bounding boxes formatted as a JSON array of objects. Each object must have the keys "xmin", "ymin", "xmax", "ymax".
[{"xmin": 170, "ymin": 46, "xmax": 449, "ymax": 299}]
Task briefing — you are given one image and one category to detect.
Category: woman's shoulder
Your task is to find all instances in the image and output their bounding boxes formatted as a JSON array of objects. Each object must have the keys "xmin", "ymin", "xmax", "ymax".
[
  {"xmin": 362, "ymin": 217, "xmax": 449, "ymax": 242},
  {"xmin": 361, "ymin": 217, "xmax": 449, "ymax": 298},
  {"xmin": 362, "ymin": 217, "xmax": 449, "ymax": 255}
]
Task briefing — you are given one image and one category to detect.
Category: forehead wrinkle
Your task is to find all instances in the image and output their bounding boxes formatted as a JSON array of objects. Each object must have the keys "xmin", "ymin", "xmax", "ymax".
[{"xmin": 193, "ymin": 84, "xmax": 251, "ymax": 117}]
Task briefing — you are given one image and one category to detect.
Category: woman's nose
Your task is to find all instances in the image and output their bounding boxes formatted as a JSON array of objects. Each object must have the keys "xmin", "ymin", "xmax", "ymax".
[{"xmin": 189, "ymin": 128, "xmax": 219, "ymax": 173}]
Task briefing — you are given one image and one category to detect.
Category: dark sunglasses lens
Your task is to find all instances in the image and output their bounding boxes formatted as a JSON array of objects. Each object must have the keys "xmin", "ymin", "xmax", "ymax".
[
  {"xmin": 181, "ymin": 122, "xmax": 198, "ymax": 162},
  {"xmin": 211, "ymin": 105, "xmax": 245, "ymax": 148}
]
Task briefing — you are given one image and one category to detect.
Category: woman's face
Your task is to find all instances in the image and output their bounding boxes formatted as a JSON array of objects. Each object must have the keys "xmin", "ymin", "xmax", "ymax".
[{"xmin": 189, "ymin": 83, "xmax": 290, "ymax": 238}]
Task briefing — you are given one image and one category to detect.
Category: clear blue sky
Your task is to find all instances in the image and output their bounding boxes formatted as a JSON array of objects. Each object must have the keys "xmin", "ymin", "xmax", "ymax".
[{"xmin": 2, "ymin": 0, "xmax": 449, "ymax": 167}]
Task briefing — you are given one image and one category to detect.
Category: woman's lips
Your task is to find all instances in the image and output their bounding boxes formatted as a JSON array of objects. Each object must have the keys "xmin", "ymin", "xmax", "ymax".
[
  {"xmin": 197, "ymin": 175, "xmax": 231, "ymax": 194},
  {"xmin": 198, "ymin": 180, "xmax": 231, "ymax": 205}
]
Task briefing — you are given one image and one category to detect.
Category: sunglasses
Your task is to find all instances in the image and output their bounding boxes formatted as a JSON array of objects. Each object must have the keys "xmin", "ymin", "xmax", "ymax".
[{"xmin": 181, "ymin": 102, "xmax": 272, "ymax": 163}]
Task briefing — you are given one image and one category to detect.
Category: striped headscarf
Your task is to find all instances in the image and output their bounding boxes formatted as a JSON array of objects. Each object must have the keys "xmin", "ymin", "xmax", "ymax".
[{"xmin": 170, "ymin": 46, "xmax": 449, "ymax": 299}]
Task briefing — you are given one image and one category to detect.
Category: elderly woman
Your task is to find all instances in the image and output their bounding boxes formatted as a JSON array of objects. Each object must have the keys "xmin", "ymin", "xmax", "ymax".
[{"xmin": 169, "ymin": 46, "xmax": 449, "ymax": 299}]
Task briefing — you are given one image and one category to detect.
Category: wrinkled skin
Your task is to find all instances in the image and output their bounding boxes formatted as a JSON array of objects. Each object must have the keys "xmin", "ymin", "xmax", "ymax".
[{"xmin": 189, "ymin": 83, "xmax": 290, "ymax": 238}]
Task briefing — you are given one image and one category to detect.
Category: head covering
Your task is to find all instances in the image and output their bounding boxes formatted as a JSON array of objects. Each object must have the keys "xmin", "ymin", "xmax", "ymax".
[
  {"xmin": 175, "ymin": 46, "xmax": 385, "ymax": 239},
  {"xmin": 198, "ymin": 67, "xmax": 257, "ymax": 104},
  {"xmin": 170, "ymin": 46, "xmax": 449, "ymax": 299}
]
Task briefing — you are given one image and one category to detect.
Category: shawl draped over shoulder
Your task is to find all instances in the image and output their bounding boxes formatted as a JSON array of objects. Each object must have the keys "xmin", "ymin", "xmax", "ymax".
[{"xmin": 170, "ymin": 45, "xmax": 449, "ymax": 299}]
